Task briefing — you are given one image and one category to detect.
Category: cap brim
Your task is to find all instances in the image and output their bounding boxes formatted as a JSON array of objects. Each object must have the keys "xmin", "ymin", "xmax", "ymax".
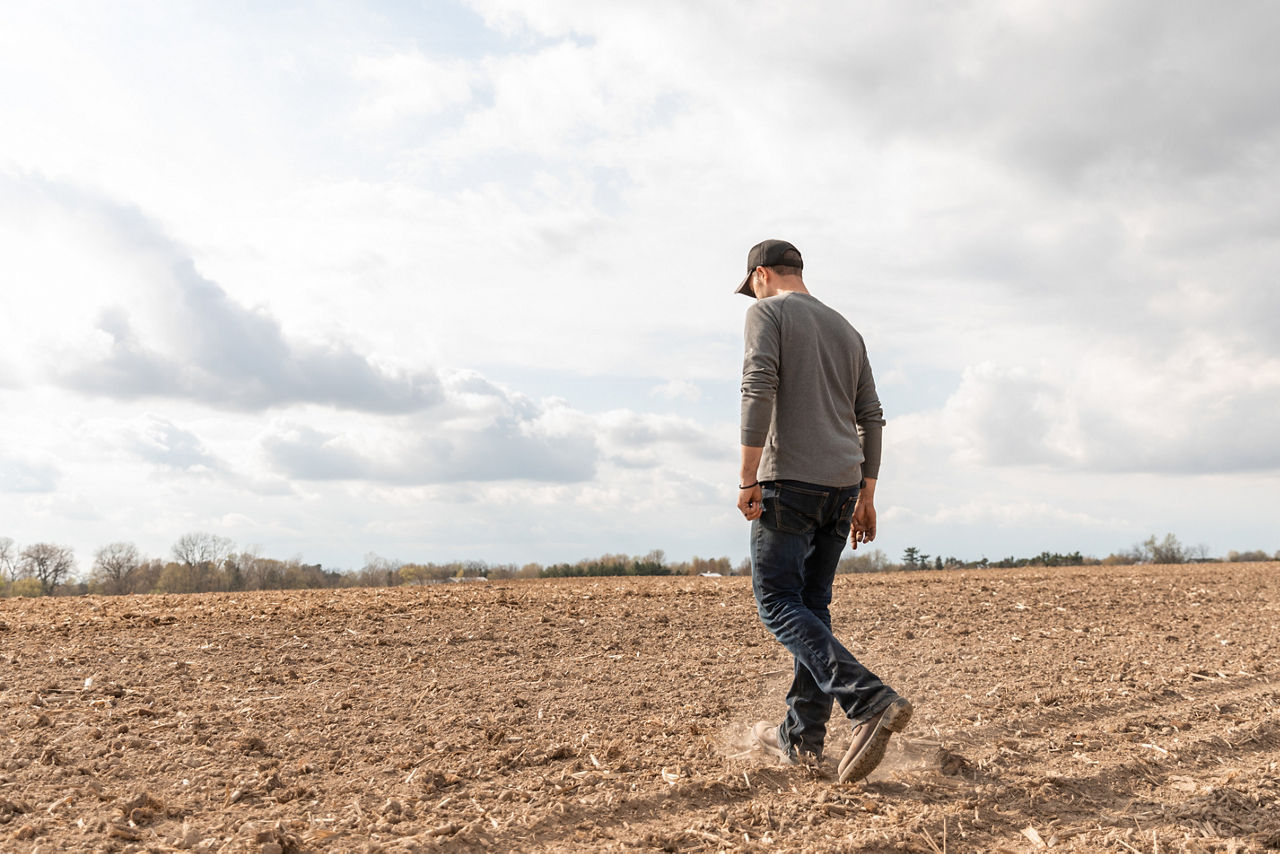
[{"xmin": 734, "ymin": 271, "xmax": 754, "ymax": 297}]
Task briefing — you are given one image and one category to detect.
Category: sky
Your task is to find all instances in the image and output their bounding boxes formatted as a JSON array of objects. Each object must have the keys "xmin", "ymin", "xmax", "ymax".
[{"xmin": 2, "ymin": 1, "xmax": 1278, "ymax": 574}]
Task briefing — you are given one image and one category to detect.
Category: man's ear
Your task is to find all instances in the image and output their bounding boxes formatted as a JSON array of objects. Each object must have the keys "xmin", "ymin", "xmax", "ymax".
[{"xmin": 752, "ymin": 266, "xmax": 769, "ymax": 296}]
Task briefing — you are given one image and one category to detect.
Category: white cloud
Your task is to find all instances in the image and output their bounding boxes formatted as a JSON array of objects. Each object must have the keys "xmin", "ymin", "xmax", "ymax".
[
  {"xmin": 255, "ymin": 378, "xmax": 730, "ymax": 486},
  {"xmin": 0, "ymin": 172, "xmax": 443, "ymax": 413},
  {"xmin": 261, "ymin": 412, "xmax": 597, "ymax": 485},
  {"xmin": 0, "ymin": 454, "xmax": 60, "ymax": 494},
  {"xmin": 127, "ymin": 416, "xmax": 225, "ymax": 474},
  {"xmin": 885, "ymin": 500, "xmax": 1116, "ymax": 530},
  {"xmin": 651, "ymin": 380, "xmax": 701, "ymax": 403},
  {"xmin": 352, "ymin": 52, "xmax": 478, "ymax": 127},
  {"xmin": 937, "ymin": 342, "xmax": 1280, "ymax": 475}
]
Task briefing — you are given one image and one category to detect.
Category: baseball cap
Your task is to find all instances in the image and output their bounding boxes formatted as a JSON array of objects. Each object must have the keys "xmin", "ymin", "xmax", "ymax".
[{"xmin": 735, "ymin": 239, "xmax": 803, "ymax": 296}]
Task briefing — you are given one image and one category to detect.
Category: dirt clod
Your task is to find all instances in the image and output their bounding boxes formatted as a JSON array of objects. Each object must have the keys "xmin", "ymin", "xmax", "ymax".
[
  {"xmin": 933, "ymin": 747, "xmax": 970, "ymax": 776},
  {"xmin": 107, "ymin": 821, "xmax": 142, "ymax": 841}
]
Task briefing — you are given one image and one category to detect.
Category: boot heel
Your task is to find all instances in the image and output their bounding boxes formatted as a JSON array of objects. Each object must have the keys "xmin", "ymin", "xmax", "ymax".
[{"xmin": 883, "ymin": 697, "xmax": 913, "ymax": 732}]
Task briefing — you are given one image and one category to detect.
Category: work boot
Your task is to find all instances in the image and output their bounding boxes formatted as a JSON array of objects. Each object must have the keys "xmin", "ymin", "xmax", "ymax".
[
  {"xmin": 750, "ymin": 721, "xmax": 794, "ymax": 764},
  {"xmin": 837, "ymin": 696, "xmax": 913, "ymax": 783}
]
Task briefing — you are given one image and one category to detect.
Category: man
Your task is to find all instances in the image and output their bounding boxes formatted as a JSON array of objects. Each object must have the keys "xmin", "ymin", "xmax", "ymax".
[{"xmin": 736, "ymin": 239, "xmax": 911, "ymax": 784}]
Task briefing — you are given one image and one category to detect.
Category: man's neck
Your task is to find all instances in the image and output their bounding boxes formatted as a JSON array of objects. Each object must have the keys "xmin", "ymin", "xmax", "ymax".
[{"xmin": 764, "ymin": 282, "xmax": 810, "ymax": 299}]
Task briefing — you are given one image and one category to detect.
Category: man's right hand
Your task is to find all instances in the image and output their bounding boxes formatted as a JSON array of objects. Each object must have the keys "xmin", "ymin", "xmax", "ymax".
[
  {"xmin": 738, "ymin": 484, "xmax": 763, "ymax": 521},
  {"xmin": 738, "ymin": 445, "xmax": 765, "ymax": 521}
]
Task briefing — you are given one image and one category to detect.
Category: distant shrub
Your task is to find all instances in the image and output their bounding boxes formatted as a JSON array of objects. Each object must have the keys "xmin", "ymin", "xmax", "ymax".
[
  {"xmin": 1226, "ymin": 549, "xmax": 1272, "ymax": 562},
  {"xmin": 4, "ymin": 578, "xmax": 43, "ymax": 598},
  {"xmin": 836, "ymin": 549, "xmax": 890, "ymax": 573}
]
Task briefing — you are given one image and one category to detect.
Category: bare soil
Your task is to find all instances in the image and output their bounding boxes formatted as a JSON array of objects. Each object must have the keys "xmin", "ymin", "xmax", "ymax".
[{"xmin": 2, "ymin": 562, "xmax": 1278, "ymax": 852}]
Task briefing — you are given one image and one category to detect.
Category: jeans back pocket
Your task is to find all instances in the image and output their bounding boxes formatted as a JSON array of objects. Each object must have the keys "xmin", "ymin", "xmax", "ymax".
[{"xmin": 763, "ymin": 482, "xmax": 829, "ymax": 535}]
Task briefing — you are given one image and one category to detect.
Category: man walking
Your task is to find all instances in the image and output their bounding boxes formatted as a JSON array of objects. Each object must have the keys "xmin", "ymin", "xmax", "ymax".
[{"xmin": 736, "ymin": 239, "xmax": 911, "ymax": 783}]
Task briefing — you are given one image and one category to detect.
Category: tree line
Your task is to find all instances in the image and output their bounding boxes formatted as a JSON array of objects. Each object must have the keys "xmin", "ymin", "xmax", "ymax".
[
  {"xmin": 2, "ymin": 531, "xmax": 1275, "ymax": 598},
  {"xmin": 0, "ymin": 535, "xmax": 744, "ymax": 598},
  {"xmin": 835, "ymin": 533, "xmax": 1277, "ymax": 574},
  {"xmin": 0, "ymin": 533, "xmax": 346, "ymax": 598}
]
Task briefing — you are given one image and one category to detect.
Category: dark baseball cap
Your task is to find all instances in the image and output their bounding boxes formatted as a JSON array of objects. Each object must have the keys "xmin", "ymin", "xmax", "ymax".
[{"xmin": 735, "ymin": 239, "xmax": 803, "ymax": 296}]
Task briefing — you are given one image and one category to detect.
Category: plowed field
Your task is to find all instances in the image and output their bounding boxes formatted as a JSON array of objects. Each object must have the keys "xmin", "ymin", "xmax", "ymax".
[{"xmin": 2, "ymin": 562, "xmax": 1278, "ymax": 852}]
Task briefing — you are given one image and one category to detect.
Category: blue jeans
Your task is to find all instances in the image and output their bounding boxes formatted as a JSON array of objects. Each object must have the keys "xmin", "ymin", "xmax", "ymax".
[{"xmin": 751, "ymin": 480, "xmax": 897, "ymax": 759}]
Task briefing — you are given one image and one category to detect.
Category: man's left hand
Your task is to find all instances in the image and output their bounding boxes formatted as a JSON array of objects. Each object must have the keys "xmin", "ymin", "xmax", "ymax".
[{"xmin": 851, "ymin": 499, "xmax": 876, "ymax": 548}]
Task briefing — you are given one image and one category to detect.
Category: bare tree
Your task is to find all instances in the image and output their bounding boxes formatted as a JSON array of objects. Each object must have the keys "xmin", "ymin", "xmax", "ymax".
[
  {"xmin": 359, "ymin": 553, "xmax": 401, "ymax": 587},
  {"xmin": 1187, "ymin": 542, "xmax": 1212, "ymax": 562},
  {"xmin": 171, "ymin": 532, "xmax": 235, "ymax": 592},
  {"xmin": 92, "ymin": 542, "xmax": 143, "ymax": 595},
  {"xmin": 172, "ymin": 532, "xmax": 234, "ymax": 567},
  {"xmin": 132, "ymin": 558, "xmax": 165, "ymax": 594},
  {"xmin": 1142, "ymin": 533, "xmax": 1186, "ymax": 564},
  {"xmin": 235, "ymin": 548, "xmax": 285, "ymax": 591},
  {"xmin": 0, "ymin": 537, "xmax": 19, "ymax": 583},
  {"xmin": 19, "ymin": 543, "xmax": 76, "ymax": 595}
]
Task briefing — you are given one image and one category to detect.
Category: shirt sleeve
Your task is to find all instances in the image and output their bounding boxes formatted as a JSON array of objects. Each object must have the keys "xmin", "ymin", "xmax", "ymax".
[
  {"xmin": 740, "ymin": 303, "xmax": 779, "ymax": 447},
  {"xmin": 854, "ymin": 346, "xmax": 885, "ymax": 479}
]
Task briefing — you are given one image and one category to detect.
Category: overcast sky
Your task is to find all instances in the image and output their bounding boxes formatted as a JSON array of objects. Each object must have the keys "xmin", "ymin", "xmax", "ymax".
[{"xmin": 2, "ymin": 1, "xmax": 1278, "ymax": 573}]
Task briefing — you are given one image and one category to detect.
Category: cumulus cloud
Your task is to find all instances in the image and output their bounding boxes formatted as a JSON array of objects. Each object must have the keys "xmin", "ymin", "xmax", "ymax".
[
  {"xmin": 0, "ymin": 455, "xmax": 60, "ymax": 493},
  {"xmin": 1, "ymin": 173, "xmax": 443, "ymax": 413},
  {"xmin": 534, "ymin": 402, "xmax": 727, "ymax": 469},
  {"xmin": 940, "ymin": 346, "xmax": 1280, "ymax": 475},
  {"xmin": 127, "ymin": 416, "xmax": 225, "ymax": 473},
  {"xmin": 262, "ymin": 414, "xmax": 597, "ymax": 485},
  {"xmin": 261, "ymin": 425, "xmax": 378, "ymax": 481},
  {"xmin": 260, "ymin": 372, "xmax": 598, "ymax": 484},
  {"xmin": 259, "ymin": 370, "xmax": 729, "ymax": 485},
  {"xmin": 352, "ymin": 51, "xmax": 478, "ymax": 127},
  {"xmin": 59, "ymin": 267, "xmax": 443, "ymax": 412},
  {"xmin": 651, "ymin": 380, "xmax": 701, "ymax": 402},
  {"xmin": 694, "ymin": 2, "xmax": 1280, "ymax": 189},
  {"xmin": 886, "ymin": 500, "xmax": 1116, "ymax": 530},
  {"xmin": 596, "ymin": 410, "xmax": 724, "ymax": 466}
]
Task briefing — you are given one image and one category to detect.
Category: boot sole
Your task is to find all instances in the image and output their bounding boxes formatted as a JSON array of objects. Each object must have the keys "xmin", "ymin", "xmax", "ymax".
[{"xmin": 837, "ymin": 697, "xmax": 913, "ymax": 783}]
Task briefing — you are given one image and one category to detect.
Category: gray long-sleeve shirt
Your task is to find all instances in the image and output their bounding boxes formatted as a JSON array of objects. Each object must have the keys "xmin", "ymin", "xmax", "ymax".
[{"xmin": 740, "ymin": 291, "xmax": 884, "ymax": 487}]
